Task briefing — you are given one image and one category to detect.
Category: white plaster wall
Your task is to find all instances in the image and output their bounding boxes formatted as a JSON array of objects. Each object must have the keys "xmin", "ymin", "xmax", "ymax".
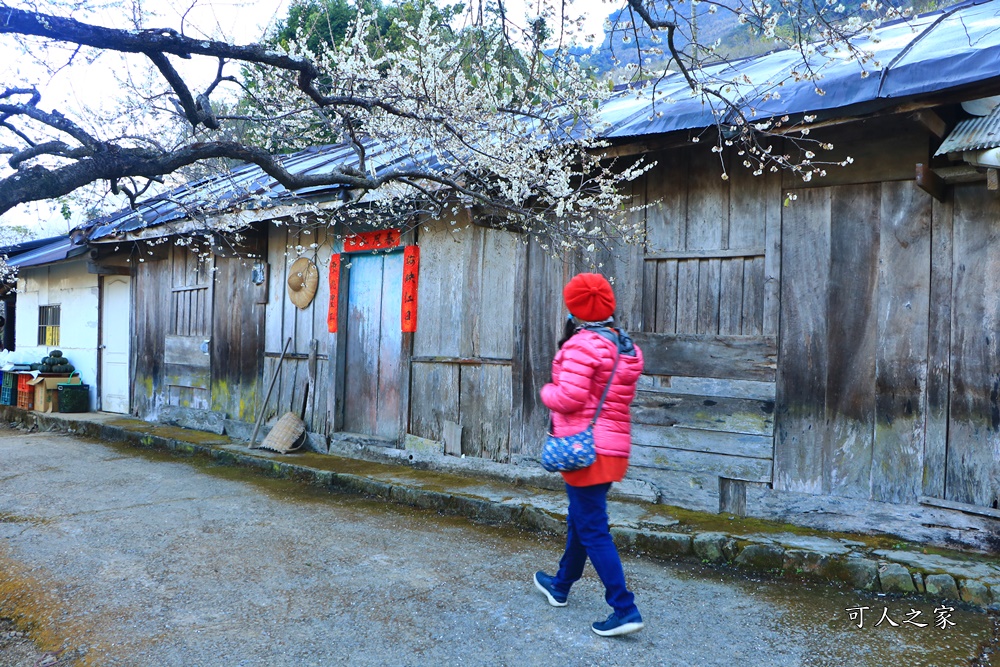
[{"xmin": 15, "ymin": 260, "xmax": 100, "ymax": 410}]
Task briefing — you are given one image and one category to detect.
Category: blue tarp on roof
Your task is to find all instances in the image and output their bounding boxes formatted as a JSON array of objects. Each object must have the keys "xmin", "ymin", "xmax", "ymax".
[
  {"xmin": 77, "ymin": 0, "xmax": 1000, "ymax": 239},
  {"xmin": 599, "ymin": 0, "xmax": 1000, "ymax": 138}
]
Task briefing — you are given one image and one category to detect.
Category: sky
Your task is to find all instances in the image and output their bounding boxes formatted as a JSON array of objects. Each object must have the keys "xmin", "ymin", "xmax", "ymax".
[{"xmin": 1, "ymin": 0, "xmax": 614, "ymax": 236}]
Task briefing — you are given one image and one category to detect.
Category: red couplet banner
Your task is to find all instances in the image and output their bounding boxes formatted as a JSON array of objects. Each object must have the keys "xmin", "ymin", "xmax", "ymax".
[
  {"xmin": 328, "ymin": 253, "xmax": 341, "ymax": 333},
  {"xmin": 401, "ymin": 246, "xmax": 419, "ymax": 333},
  {"xmin": 343, "ymin": 229, "xmax": 401, "ymax": 252}
]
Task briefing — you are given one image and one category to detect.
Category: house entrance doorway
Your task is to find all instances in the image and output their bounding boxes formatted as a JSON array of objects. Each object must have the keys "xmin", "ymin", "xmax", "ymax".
[
  {"xmin": 341, "ymin": 250, "xmax": 406, "ymax": 438},
  {"xmin": 100, "ymin": 276, "xmax": 131, "ymax": 413}
]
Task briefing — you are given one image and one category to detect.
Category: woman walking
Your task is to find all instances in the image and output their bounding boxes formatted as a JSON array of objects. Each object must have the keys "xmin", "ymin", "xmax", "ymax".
[{"xmin": 533, "ymin": 272, "xmax": 645, "ymax": 637}]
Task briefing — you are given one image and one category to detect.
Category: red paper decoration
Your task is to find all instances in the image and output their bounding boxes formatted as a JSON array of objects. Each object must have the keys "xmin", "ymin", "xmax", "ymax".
[
  {"xmin": 343, "ymin": 229, "xmax": 401, "ymax": 252},
  {"xmin": 328, "ymin": 253, "xmax": 341, "ymax": 333},
  {"xmin": 401, "ymin": 246, "xmax": 419, "ymax": 332}
]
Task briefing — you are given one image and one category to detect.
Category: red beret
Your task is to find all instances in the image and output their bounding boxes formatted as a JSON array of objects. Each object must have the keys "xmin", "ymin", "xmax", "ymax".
[{"xmin": 563, "ymin": 273, "xmax": 616, "ymax": 322}]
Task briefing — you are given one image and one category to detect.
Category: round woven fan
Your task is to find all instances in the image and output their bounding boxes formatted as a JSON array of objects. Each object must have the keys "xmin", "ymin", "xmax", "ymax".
[{"xmin": 287, "ymin": 258, "xmax": 319, "ymax": 309}]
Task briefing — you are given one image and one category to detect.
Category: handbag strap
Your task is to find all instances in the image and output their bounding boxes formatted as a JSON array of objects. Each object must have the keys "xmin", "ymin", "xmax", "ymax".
[
  {"xmin": 589, "ymin": 345, "xmax": 620, "ymax": 426},
  {"xmin": 548, "ymin": 329, "xmax": 622, "ymax": 431}
]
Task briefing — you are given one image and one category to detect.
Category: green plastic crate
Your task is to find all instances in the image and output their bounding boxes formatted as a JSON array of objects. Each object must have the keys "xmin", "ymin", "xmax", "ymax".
[{"xmin": 57, "ymin": 383, "xmax": 89, "ymax": 413}]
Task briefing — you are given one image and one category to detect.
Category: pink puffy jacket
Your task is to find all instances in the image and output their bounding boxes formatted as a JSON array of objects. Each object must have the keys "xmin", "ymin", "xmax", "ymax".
[{"xmin": 541, "ymin": 329, "xmax": 644, "ymax": 458}]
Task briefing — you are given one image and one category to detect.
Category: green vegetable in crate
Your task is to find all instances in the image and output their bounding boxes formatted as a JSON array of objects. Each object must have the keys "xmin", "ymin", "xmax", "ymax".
[{"xmin": 49, "ymin": 350, "xmax": 62, "ymax": 358}]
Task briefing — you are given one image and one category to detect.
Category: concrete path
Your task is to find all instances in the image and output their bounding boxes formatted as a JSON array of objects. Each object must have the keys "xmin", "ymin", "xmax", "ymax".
[{"xmin": 0, "ymin": 428, "xmax": 994, "ymax": 666}]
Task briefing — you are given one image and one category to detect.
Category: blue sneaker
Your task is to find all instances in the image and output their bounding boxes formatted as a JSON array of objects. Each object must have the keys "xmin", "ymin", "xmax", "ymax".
[
  {"xmin": 592, "ymin": 609, "xmax": 644, "ymax": 637},
  {"xmin": 533, "ymin": 571, "xmax": 567, "ymax": 607}
]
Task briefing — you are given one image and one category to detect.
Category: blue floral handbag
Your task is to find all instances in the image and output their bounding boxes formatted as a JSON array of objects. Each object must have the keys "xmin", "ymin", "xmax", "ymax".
[{"xmin": 541, "ymin": 350, "xmax": 620, "ymax": 473}]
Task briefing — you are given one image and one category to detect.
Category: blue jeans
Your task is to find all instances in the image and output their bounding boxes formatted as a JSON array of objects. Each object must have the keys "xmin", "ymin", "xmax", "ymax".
[{"xmin": 551, "ymin": 482, "xmax": 638, "ymax": 616}]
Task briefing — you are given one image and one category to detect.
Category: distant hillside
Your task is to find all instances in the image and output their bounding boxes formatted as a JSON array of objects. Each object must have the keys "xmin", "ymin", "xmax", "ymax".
[{"xmin": 574, "ymin": 0, "xmax": 955, "ymax": 78}]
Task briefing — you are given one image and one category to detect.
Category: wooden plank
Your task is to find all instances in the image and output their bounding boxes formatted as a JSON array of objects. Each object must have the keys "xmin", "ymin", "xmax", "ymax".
[
  {"xmin": 651, "ymin": 375, "xmax": 777, "ymax": 401},
  {"xmin": 654, "ymin": 260, "xmax": 678, "ymax": 334},
  {"xmin": 630, "ymin": 443, "xmax": 772, "ymax": 483},
  {"xmin": 774, "ymin": 186, "xmax": 830, "ymax": 494},
  {"xmin": 916, "ymin": 163, "xmax": 947, "ymax": 202},
  {"xmin": 162, "ymin": 363, "xmax": 211, "ymax": 389},
  {"xmin": 626, "ymin": 467, "xmax": 720, "ymax": 513},
  {"xmin": 459, "ymin": 364, "xmax": 512, "ymax": 461},
  {"xmin": 632, "ymin": 332, "xmax": 777, "ymax": 381},
  {"xmin": 762, "ymin": 167, "xmax": 782, "ymax": 336},
  {"xmin": 923, "ymin": 195, "xmax": 953, "ymax": 498},
  {"xmin": 718, "ymin": 258, "xmax": 744, "ymax": 336},
  {"xmin": 824, "ymin": 183, "xmax": 879, "ymax": 499},
  {"xmin": 675, "ymin": 259, "xmax": 700, "ymax": 332},
  {"xmin": 164, "ymin": 335, "xmax": 209, "ymax": 367},
  {"xmin": 685, "ymin": 147, "xmax": 728, "ymax": 251},
  {"xmin": 871, "ymin": 180, "xmax": 931, "ymax": 503},
  {"xmin": 741, "ymin": 256, "xmax": 765, "ymax": 336},
  {"xmin": 641, "ymin": 259, "xmax": 657, "ymax": 333},
  {"xmin": 632, "ymin": 422, "xmax": 773, "ymax": 459},
  {"xmin": 645, "ymin": 248, "xmax": 765, "ymax": 260},
  {"xmin": 783, "ymin": 119, "xmax": 928, "ymax": 189},
  {"xmin": 508, "ymin": 238, "xmax": 529, "ymax": 456},
  {"xmin": 946, "ymin": 184, "xmax": 1000, "ymax": 508},
  {"xmin": 918, "ymin": 495, "xmax": 1000, "ymax": 520},
  {"xmin": 413, "ymin": 218, "xmax": 465, "ymax": 358},
  {"xmin": 461, "ymin": 224, "xmax": 483, "ymax": 358},
  {"xmin": 409, "ymin": 362, "xmax": 460, "ymax": 443},
  {"xmin": 696, "ymin": 258, "xmax": 721, "ymax": 334},
  {"xmin": 342, "ymin": 252, "xmax": 383, "ymax": 435},
  {"xmin": 749, "ymin": 484, "xmax": 1000, "ymax": 553},
  {"xmin": 478, "ymin": 228, "xmax": 518, "ymax": 358},
  {"xmin": 632, "ymin": 390, "xmax": 774, "ymax": 436},
  {"xmin": 442, "ymin": 420, "xmax": 463, "ymax": 457},
  {"xmin": 719, "ymin": 478, "xmax": 747, "ymax": 516},
  {"xmin": 644, "ymin": 151, "xmax": 688, "ymax": 254},
  {"xmin": 376, "ymin": 251, "xmax": 405, "ymax": 440},
  {"xmin": 519, "ymin": 242, "xmax": 570, "ymax": 457},
  {"xmin": 727, "ymin": 149, "xmax": 768, "ymax": 249}
]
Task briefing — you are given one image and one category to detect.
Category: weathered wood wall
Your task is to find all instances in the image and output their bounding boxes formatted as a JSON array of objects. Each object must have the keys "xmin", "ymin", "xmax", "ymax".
[
  {"xmin": 410, "ymin": 214, "xmax": 520, "ymax": 460},
  {"xmin": 132, "ymin": 235, "xmax": 266, "ymax": 425},
  {"xmin": 625, "ymin": 144, "xmax": 782, "ymax": 495},
  {"xmin": 775, "ymin": 115, "xmax": 1000, "ymax": 511},
  {"xmin": 262, "ymin": 224, "xmax": 334, "ymax": 445}
]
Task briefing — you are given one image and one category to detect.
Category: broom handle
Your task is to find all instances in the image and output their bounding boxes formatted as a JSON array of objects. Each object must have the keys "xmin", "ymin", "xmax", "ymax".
[{"xmin": 249, "ymin": 337, "xmax": 292, "ymax": 449}]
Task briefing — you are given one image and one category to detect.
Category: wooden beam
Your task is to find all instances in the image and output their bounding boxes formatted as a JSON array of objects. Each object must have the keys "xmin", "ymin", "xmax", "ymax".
[
  {"xmin": 915, "ymin": 163, "xmax": 947, "ymax": 202},
  {"xmin": 919, "ymin": 495, "xmax": 1000, "ymax": 520},
  {"xmin": 644, "ymin": 247, "xmax": 765, "ymax": 260},
  {"xmin": 87, "ymin": 261, "xmax": 131, "ymax": 275},
  {"xmin": 911, "ymin": 110, "xmax": 948, "ymax": 140},
  {"xmin": 935, "ymin": 164, "xmax": 986, "ymax": 184}
]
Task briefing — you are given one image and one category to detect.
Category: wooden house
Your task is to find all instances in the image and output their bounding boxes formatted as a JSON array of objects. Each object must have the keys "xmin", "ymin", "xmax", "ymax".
[{"xmin": 68, "ymin": 0, "xmax": 1000, "ymax": 551}]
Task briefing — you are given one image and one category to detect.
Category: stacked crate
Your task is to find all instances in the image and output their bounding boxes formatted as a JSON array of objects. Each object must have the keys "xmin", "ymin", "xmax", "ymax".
[
  {"xmin": 0, "ymin": 372, "xmax": 14, "ymax": 406},
  {"xmin": 16, "ymin": 373, "xmax": 33, "ymax": 410}
]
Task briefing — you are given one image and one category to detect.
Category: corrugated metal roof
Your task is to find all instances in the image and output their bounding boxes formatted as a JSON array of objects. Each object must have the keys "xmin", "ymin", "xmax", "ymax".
[
  {"xmin": 935, "ymin": 103, "xmax": 1000, "ymax": 154},
  {"xmin": 598, "ymin": 0, "xmax": 1000, "ymax": 138},
  {"xmin": 6, "ymin": 237, "xmax": 87, "ymax": 268},
  {"xmin": 76, "ymin": 0, "xmax": 1000, "ymax": 240}
]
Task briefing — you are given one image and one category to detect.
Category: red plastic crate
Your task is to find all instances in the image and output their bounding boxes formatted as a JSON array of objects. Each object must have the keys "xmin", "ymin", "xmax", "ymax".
[
  {"xmin": 16, "ymin": 387, "xmax": 33, "ymax": 410},
  {"xmin": 16, "ymin": 374, "xmax": 30, "ymax": 393}
]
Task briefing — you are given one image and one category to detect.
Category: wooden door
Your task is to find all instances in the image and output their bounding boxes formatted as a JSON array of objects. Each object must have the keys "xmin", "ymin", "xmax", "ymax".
[
  {"xmin": 100, "ymin": 276, "xmax": 131, "ymax": 413},
  {"xmin": 931, "ymin": 185, "xmax": 1000, "ymax": 510},
  {"xmin": 164, "ymin": 247, "xmax": 213, "ymax": 409},
  {"xmin": 342, "ymin": 251, "xmax": 405, "ymax": 438}
]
